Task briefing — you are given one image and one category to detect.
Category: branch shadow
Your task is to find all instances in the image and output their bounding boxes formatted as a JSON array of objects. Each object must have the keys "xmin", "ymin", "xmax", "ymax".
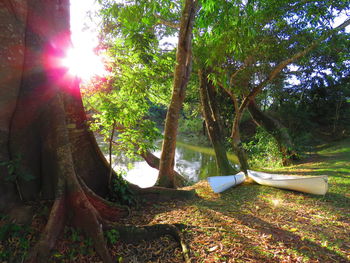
[{"xmin": 194, "ymin": 183, "xmax": 350, "ymax": 262}]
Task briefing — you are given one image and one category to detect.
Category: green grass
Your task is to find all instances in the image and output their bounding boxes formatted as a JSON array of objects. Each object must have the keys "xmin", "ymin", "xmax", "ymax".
[
  {"xmin": 270, "ymin": 138, "xmax": 350, "ymax": 208},
  {"xmin": 186, "ymin": 138, "xmax": 350, "ymax": 262}
]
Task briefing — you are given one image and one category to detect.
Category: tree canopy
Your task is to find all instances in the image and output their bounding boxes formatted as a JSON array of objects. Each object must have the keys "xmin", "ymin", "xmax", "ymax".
[{"xmin": 94, "ymin": 0, "xmax": 349, "ymax": 172}]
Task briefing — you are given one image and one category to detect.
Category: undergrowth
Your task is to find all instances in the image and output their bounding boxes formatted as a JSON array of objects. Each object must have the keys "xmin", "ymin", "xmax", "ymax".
[
  {"xmin": 243, "ymin": 127, "xmax": 283, "ymax": 168},
  {"xmin": 0, "ymin": 215, "xmax": 34, "ymax": 262}
]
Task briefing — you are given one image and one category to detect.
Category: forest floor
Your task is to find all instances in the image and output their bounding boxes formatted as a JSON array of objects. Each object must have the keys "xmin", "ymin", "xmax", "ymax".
[{"xmin": 1, "ymin": 138, "xmax": 349, "ymax": 262}]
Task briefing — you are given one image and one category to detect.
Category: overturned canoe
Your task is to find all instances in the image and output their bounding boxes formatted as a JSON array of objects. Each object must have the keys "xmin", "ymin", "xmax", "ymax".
[
  {"xmin": 208, "ymin": 172, "xmax": 246, "ymax": 193},
  {"xmin": 247, "ymin": 170, "xmax": 328, "ymax": 195}
]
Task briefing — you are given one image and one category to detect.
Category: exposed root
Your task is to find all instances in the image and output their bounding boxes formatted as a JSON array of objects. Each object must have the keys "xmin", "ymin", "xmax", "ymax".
[
  {"xmin": 140, "ymin": 150, "xmax": 187, "ymax": 187},
  {"xmin": 79, "ymin": 177, "xmax": 193, "ymax": 262},
  {"xmin": 105, "ymin": 223, "xmax": 191, "ymax": 263},
  {"xmin": 175, "ymin": 225, "xmax": 191, "ymax": 263},
  {"xmin": 78, "ymin": 175, "xmax": 130, "ymax": 221},
  {"xmin": 130, "ymin": 185, "xmax": 197, "ymax": 202},
  {"xmin": 26, "ymin": 196, "xmax": 66, "ymax": 263},
  {"xmin": 68, "ymin": 191, "xmax": 113, "ymax": 263},
  {"xmin": 26, "ymin": 181, "xmax": 193, "ymax": 263}
]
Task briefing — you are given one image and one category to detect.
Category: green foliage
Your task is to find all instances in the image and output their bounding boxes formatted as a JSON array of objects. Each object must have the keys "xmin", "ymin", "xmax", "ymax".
[
  {"xmin": 95, "ymin": 0, "xmax": 349, "ymax": 170},
  {"xmin": 0, "ymin": 154, "xmax": 35, "ymax": 182},
  {"xmin": 51, "ymin": 227, "xmax": 95, "ymax": 260},
  {"xmin": 105, "ymin": 229, "xmax": 119, "ymax": 245},
  {"xmin": 85, "ymin": 0, "xmax": 179, "ymax": 160},
  {"xmin": 274, "ymin": 72, "xmax": 350, "ymax": 142},
  {"xmin": 243, "ymin": 127, "xmax": 283, "ymax": 168},
  {"xmin": 0, "ymin": 218, "xmax": 33, "ymax": 262},
  {"xmin": 109, "ymin": 170, "xmax": 137, "ymax": 206},
  {"xmin": 178, "ymin": 117, "xmax": 203, "ymax": 135}
]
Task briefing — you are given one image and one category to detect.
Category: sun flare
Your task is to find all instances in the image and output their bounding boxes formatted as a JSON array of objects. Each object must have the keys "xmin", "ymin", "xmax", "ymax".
[{"xmin": 61, "ymin": 47, "xmax": 107, "ymax": 81}]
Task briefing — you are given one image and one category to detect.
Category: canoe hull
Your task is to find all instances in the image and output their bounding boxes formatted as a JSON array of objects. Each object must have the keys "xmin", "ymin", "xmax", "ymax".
[
  {"xmin": 247, "ymin": 170, "xmax": 328, "ymax": 195},
  {"xmin": 208, "ymin": 172, "xmax": 246, "ymax": 193}
]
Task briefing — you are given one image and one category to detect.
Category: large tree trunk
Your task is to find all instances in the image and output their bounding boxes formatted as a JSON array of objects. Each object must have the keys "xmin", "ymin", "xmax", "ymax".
[
  {"xmin": 0, "ymin": 0, "xmax": 27, "ymax": 212},
  {"xmin": 158, "ymin": 0, "xmax": 196, "ymax": 188},
  {"xmin": 248, "ymin": 99, "xmax": 298, "ymax": 165},
  {"xmin": 0, "ymin": 1, "xmax": 194, "ymax": 262},
  {"xmin": 7, "ymin": 0, "xmax": 109, "ymax": 201},
  {"xmin": 198, "ymin": 69, "xmax": 237, "ymax": 175}
]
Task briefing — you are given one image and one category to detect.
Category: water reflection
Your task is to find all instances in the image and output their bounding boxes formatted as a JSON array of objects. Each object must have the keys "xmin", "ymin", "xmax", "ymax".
[{"xmin": 97, "ymin": 136, "xmax": 238, "ymax": 188}]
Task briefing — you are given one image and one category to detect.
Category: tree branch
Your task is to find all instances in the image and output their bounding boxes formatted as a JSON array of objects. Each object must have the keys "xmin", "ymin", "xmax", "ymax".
[
  {"xmin": 239, "ymin": 17, "xmax": 350, "ymax": 113},
  {"xmin": 154, "ymin": 14, "xmax": 180, "ymax": 29}
]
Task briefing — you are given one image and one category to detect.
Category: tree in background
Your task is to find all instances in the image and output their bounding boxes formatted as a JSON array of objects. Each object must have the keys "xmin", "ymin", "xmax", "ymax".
[
  {"xmin": 198, "ymin": 69, "xmax": 238, "ymax": 175},
  {"xmin": 273, "ymin": 32, "xmax": 350, "ymax": 141},
  {"xmin": 193, "ymin": 0, "xmax": 350, "ymax": 170}
]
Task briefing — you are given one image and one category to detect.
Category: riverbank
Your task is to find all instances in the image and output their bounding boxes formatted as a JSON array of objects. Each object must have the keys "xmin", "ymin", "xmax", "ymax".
[{"xmin": 1, "ymin": 139, "xmax": 349, "ymax": 262}]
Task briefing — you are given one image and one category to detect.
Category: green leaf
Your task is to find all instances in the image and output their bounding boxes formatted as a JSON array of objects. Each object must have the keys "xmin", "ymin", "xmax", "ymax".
[
  {"xmin": 4, "ymin": 174, "xmax": 16, "ymax": 182},
  {"xmin": 21, "ymin": 173, "xmax": 35, "ymax": 182}
]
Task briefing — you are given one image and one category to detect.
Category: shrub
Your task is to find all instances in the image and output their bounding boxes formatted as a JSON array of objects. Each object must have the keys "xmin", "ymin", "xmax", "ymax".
[{"xmin": 243, "ymin": 127, "xmax": 283, "ymax": 168}]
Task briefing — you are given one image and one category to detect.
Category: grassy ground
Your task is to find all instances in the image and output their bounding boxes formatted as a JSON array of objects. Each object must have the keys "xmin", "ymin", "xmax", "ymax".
[{"xmin": 1, "ymin": 139, "xmax": 349, "ymax": 262}]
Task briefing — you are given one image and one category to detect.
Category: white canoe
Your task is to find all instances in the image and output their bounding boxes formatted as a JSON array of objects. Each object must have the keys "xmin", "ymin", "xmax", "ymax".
[
  {"xmin": 247, "ymin": 170, "xmax": 328, "ymax": 195},
  {"xmin": 208, "ymin": 172, "xmax": 246, "ymax": 193}
]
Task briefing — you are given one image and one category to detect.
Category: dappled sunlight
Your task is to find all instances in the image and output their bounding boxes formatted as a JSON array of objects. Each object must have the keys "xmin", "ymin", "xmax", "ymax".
[
  {"xmin": 193, "ymin": 187, "xmax": 350, "ymax": 261},
  {"xmin": 84, "ymin": 136, "xmax": 350, "ymax": 261},
  {"xmin": 271, "ymin": 198, "xmax": 282, "ymax": 207}
]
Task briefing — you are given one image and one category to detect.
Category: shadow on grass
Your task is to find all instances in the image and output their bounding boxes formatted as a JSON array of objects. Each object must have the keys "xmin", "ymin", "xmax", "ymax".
[
  {"xmin": 194, "ymin": 182, "xmax": 349, "ymax": 262},
  {"xmin": 101, "ymin": 138, "xmax": 350, "ymax": 262}
]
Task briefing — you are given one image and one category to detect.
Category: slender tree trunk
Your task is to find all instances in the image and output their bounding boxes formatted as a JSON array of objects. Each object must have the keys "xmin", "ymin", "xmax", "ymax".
[
  {"xmin": 220, "ymin": 86, "xmax": 249, "ymax": 174},
  {"xmin": 333, "ymin": 98, "xmax": 343, "ymax": 134},
  {"xmin": 248, "ymin": 99, "xmax": 298, "ymax": 165},
  {"xmin": 108, "ymin": 120, "xmax": 116, "ymax": 187},
  {"xmin": 231, "ymin": 112, "xmax": 250, "ymax": 174},
  {"xmin": 158, "ymin": 0, "xmax": 196, "ymax": 188},
  {"xmin": 140, "ymin": 150, "xmax": 186, "ymax": 187},
  {"xmin": 198, "ymin": 69, "xmax": 237, "ymax": 175}
]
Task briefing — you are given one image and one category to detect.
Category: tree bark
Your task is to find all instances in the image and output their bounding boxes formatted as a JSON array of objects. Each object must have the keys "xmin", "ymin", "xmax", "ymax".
[
  {"xmin": 0, "ymin": 0, "xmax": 27, "ymax": 212},
  {"xmin": 158, "ymin": 0, "xmax": 196, "ymax": 188},
  {"xmin": 140, "ymin": 150, "xmax": 186, "ymax": 187},
  {"xmin": 198, "ymin": 69, "xmax": 237, "ymax": 175},
  {"xmin": 219, "ymin": 86, "xmax": 250, "ymax": 174},
  {"xmin": 248, "ymin": 99, "xmax": 298, "ymax": 165},
  {"xmin": 231, "ymin": 112, "xmax": 250, "ymax": 174}
]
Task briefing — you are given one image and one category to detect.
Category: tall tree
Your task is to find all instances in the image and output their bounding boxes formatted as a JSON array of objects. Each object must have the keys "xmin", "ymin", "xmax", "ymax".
[
  {"xmin": 247, "ymin": 99, "xmax": 298, "ymax": 165},
  {"xmin": 158, "ymin": 0, "xmax": 197, "ymax": 188},
  {"xmin": 194, "ymin": 0, "xmax": 350, "ymax": 170},
  {"xmin": 0, "ymin": 0, "xmax": 27, "ymax": 212},
  {"xmin": 94, "ymin": 0, "xmax": 196, "ymax": 188},
  {"xmin": 198, "ymin": 69, "xmax": 237, "ymax": 175},
  {"xmin": 0, "ymin": 1, "xmax": 194, "ymax": 262}
]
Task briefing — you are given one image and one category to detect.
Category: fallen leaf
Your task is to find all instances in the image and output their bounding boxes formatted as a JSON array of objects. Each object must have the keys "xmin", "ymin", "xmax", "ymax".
[{"xmin": 208, "ymin": 245, "xmax": 218, "ymax": 252}]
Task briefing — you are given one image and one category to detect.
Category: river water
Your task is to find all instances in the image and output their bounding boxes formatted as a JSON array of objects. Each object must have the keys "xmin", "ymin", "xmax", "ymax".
[{"xmin": 98, "ymin": 136, "xmax": 238, "ymax": 188}]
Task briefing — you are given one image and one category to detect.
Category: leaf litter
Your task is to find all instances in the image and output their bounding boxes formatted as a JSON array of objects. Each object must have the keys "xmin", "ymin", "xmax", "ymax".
[{"xmin": 1, "ymin": 143, "xmax": 350, "ymax": 263}]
